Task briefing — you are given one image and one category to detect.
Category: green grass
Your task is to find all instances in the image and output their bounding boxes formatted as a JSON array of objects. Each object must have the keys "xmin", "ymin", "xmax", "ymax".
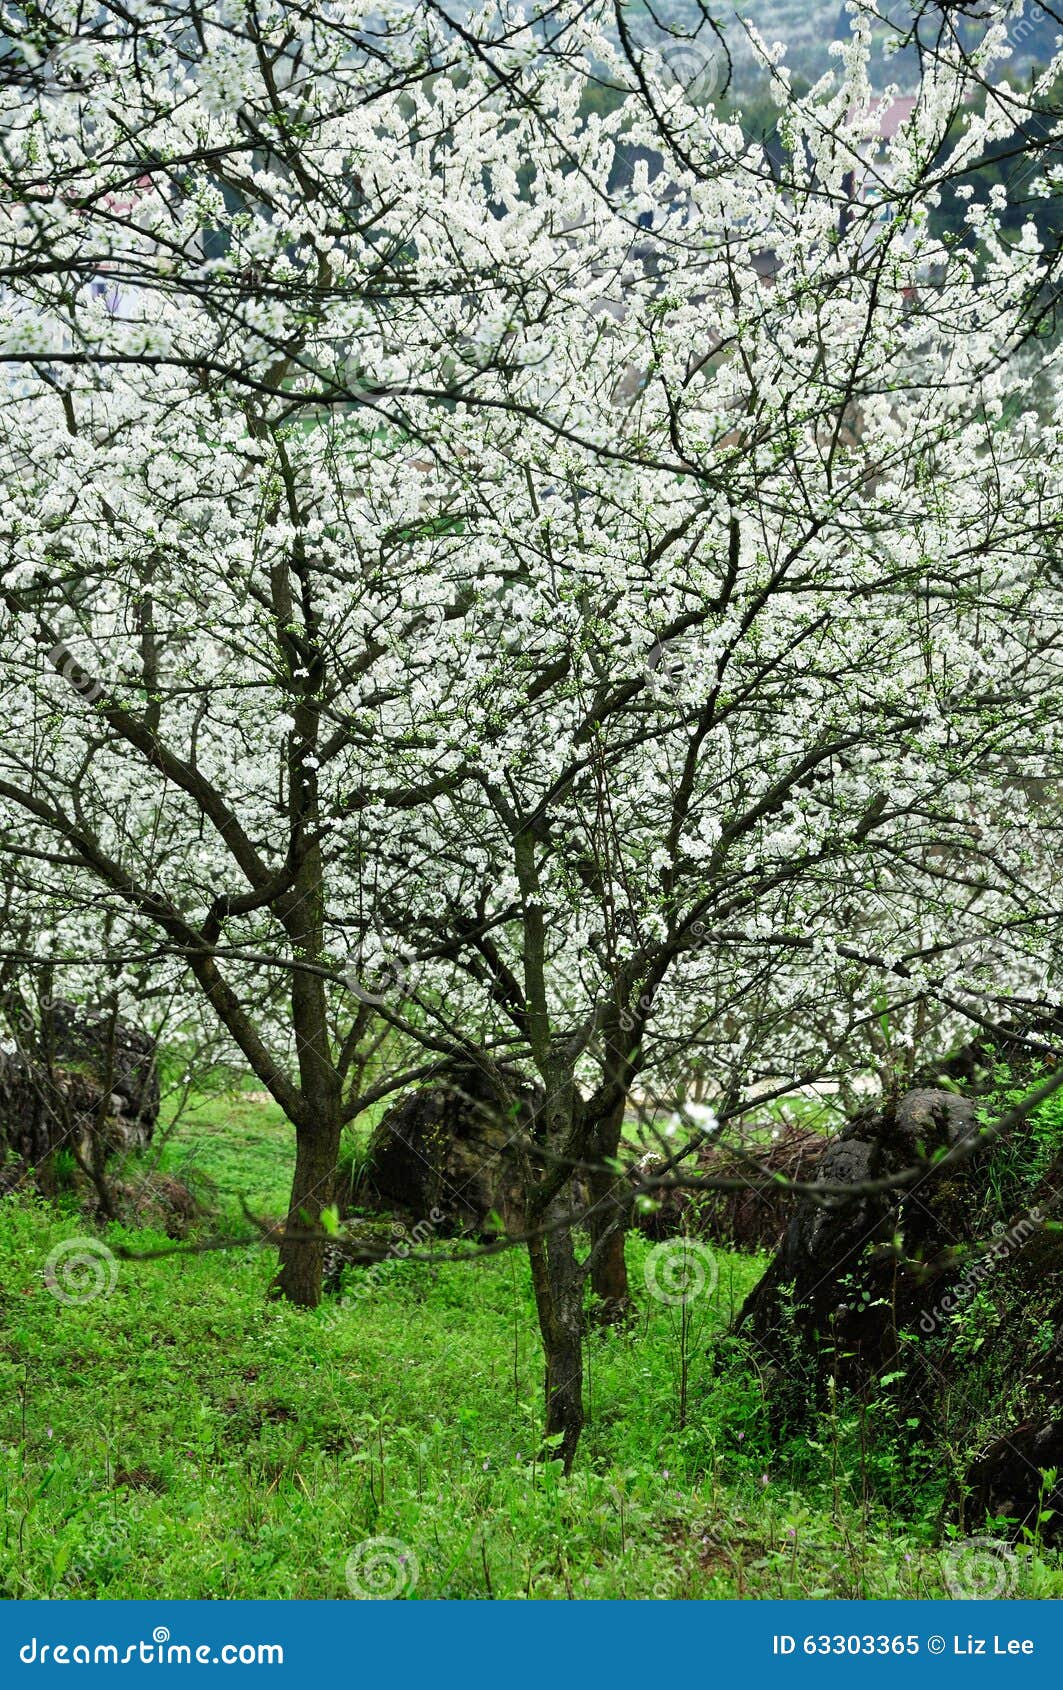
[
  {"xmin": 153, "ymin": 1079, "xmax": 295, "ymax": 1219},
  {"xmin": 1, "ymin": 1088, "xmax": 1062, "ymax": 1600}
]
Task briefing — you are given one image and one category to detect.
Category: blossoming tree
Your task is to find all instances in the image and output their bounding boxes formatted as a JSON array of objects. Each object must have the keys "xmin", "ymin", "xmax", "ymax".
[{"xmin": 1, "ymin": 0, "xmax": 1062, "ymax": 1462}]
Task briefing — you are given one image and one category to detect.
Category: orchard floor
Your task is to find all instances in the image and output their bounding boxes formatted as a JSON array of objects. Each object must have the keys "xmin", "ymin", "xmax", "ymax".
[{"xmin": 1, "ymin": 1088, "xmax": 1061, "ymax": 1600}]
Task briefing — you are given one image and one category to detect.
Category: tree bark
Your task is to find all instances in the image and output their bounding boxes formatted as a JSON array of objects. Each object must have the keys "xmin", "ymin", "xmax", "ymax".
[
  {"xmin": 587, "ymin": 1165, "xmax": 634, "ymax": 1325},
  {"xmin": 274, "ymin": 1114, "xmax": 341, "ymax": 1307},
  {"xmin": 528, "ymin": 1191, "xmax": 584, "ymax": 1472},
  {"xmin": 586, "ymin": 1093, "xmax": 633, "ymax": 1325}
]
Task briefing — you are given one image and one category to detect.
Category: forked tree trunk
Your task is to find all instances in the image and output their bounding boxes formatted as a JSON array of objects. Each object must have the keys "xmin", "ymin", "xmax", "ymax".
[{"xmin": 528, "ymin": 1191, "xmax": 584, "ymax": 1472}]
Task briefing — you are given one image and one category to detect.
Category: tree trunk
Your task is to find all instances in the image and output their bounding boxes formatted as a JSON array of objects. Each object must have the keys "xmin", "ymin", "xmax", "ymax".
[
  {"xmin": 268, "ymin": 535, "xmax": 340, "ymax": 1311},
  {"xmin": 274, "ymin": 1116, "xmax": 341, "ymax": 1307},
  {"xmin": 587, "ymin": 1094, "xmax": 632, "ymax": 1325},
  {"xmin": 588, "ymin": 1166, "xmax": 633, "ymax": 1325},
  {"xmin": 528, "ymin": 1192, "xmax": 584, "ymax": 1472}
]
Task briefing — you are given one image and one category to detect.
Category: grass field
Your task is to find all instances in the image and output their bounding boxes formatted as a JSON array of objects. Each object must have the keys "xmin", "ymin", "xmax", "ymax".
[{"xmin": 1, "ymin": 1087, "xmax": 1060, "ymax": 1601}]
